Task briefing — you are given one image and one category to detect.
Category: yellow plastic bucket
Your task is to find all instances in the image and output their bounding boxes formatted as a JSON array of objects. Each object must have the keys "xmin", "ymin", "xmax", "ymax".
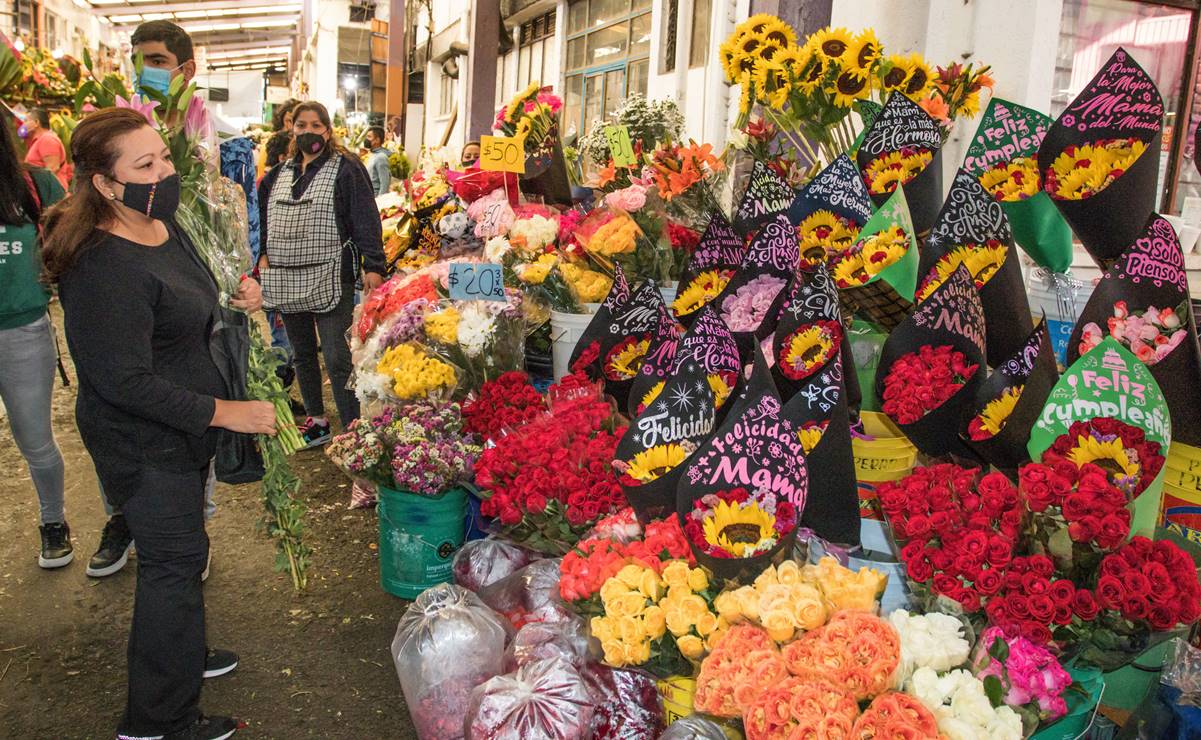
[
  {"xmin": 1170, "ymin": 441, "xmax": 1201, "ymax": 465},
  {"xmin": 1162, "ymin": 480, "xmax": 1201, "ymax": 545},
  {"xmin": 854, "ymin": 412, "xmax": 918, "ymax": 519},
  {"xmin": 655, "ymin": 676, "xmax": 743, "ymax": 739}
]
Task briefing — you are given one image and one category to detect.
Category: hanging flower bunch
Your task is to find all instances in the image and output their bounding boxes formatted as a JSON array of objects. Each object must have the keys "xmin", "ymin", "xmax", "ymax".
[
  {"xmin": 684, "ymin": 488, "xmax": 798, "ymax": 560},
  {"xmin": 968, "ymin": 385, "xmax": 1024, "ymax": 441},
  {"xmin": 880, "ymin": 344, "xmax": 979, "ymax": 425},
  {"xmin": 797, "ymin": 210, "xmax": 860, "ymax": 268},
  {"xmin": 493, "ymin": 81, "xmax": 563, "ymax": 153},
  {"xmin": 720, "ymin": 274, "xmax": 788, "ymax": 332},
  {"xmin": 980, "ymin": 156, "xmax": 1040, "ymax": 201},
  {"xmin": 1078, "ymin": 300, "xmax": 1189, "ymax": 366},
  {"xmin": 861, "ymin": 147, "xmax": 934, "ymax": 195},
  {"xmin": 1045, "ymin": 139, "xmax": 1147, "ymax": 200},
  {"xmin": 916, "ymin": 240, "xmax": 1009, "ymax": 301},
  {"xmin": 475, "ymin": 390, "xmax": 627, "ymax": 554},
  {"xmin": 831, "ymin": 225, "xmax": 909, "ymax": 288},
  {"xmin": 461, "ymin": 371, "xmax": 546, "ymax": 440},
  {"xmin": 778, "ymin": 320, "xmax": 841, "ymax": 380}
]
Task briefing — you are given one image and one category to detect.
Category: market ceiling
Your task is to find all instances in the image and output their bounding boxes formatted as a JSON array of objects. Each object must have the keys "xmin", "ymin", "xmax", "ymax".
[{"xmin": 86, "ymin": 0, "xmax": 299, "ymax": 72}]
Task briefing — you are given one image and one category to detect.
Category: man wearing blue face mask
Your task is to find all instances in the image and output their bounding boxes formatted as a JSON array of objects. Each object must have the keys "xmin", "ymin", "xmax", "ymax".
[{"xmin": 131, "ymin": 20, "xmax": 196, "ymax": 96}]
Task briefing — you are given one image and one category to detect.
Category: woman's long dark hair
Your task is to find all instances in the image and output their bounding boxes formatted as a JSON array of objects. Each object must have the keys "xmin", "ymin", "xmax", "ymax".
[
  {"xmin": 0, "ymin": 112, "xmax": 40, "ymax": 226},
  {"xmin": 41, "ymin": 108, "xmax": 150, "ymax": 282},
  {"xmin": 287, "ymin": 101, "xmax": 351, "ymax": 160}
]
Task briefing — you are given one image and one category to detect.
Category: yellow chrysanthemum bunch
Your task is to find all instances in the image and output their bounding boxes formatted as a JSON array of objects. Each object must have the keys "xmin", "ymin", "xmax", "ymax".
[
  {"xmin": 515, "ymin": 253, "xmax": 558, "ymax": 285},
  {"xmin": 1047, "ymin": 138, "xmax": 1146, "ymax": 200},
  {"xmin": 375, "ymin": 344, "xmax": 456, "ymax": 400},
  {"xmin": 560, "ymin": 262, "xmax": 612, "ymax": 303},
  {"xmin": 422, "ymin": 307, "xmax": 461, "ymax": 345},
  {"xmin": 585, "ymin": 214, "xmax": 639, "ymax": 257},
  {"xmin": 592, "ymin": 561, "xmax": 724, "ymax": 667},
  {"xmin": 979, "ymin": 157, "xmax": 1039, "ymax": 201}
]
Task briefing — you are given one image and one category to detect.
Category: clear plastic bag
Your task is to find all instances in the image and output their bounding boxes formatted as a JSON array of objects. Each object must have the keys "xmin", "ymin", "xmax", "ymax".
[
  {"xmin": 657, "ymin": 715, "xmax": 730, "ymax": 740},
  {"xmin": 391, "ymin": 584, "xmax": 512, "ymax": 740},
  {"xmin": 453, "ymin": 537, "xmax": 541, "ymax": 593},
  {"xmin": 464, "ymin": 657, "xmax": 595, "ymax": 740},
  {"xmin": 505, "ymin": 621, "xmax": 590, "ymax": 673},
  {"xmin": 582, "ymin": 662, "xmax": 665, "ymax": 740},
  {"xmin": 478, "ymin": 559, "xmax": 577, "ymax": 629}
]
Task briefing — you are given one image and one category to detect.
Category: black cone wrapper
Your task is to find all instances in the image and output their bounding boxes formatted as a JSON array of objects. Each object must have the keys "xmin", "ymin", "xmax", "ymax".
[
  {"xmin": 713, "ymin": 213, "xmax": 800, "ymax": 359},
  {"xmin": 857, "ymin": 91, "xmax": 946, "ymax": 236},
  {"xmin": 1037, "ymin": 47, "xmax": 1164, "ymax": 267},
  {"xmin": 1066, "ymin": 214, "xmax": 1201, "ymax": 446},
  {"xmin": 771, "ymin": 263, "xmax": 844, "ymax": 401},
  {"xmin": 520, "ymin": 125, "xmax": 573, "ymax": 206},
  {"xmin": 674, "ymin": 211, "xmax": 747, "ymax": 325},
  {"xmin": 732, "ymin": 160, "xmax": 796, "ymax": 236}
]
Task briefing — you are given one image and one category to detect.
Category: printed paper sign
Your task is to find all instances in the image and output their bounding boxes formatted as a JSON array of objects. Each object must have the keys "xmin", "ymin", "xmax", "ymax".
[
  {"xmin": 605, "ymin": 124, "xmax": 637, "ymax": 167},
  {"xmin": 448, "ymin": 263, "xmax": 506, "ymax": 301},
  {"xmin": 479, "ymin": 134, "xmax": 526, "ymax": 173}
]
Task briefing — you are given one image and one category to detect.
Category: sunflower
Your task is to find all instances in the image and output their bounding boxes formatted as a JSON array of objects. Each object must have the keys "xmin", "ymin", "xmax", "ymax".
[
  {"xmin": 605, "ymin": 336, "xmax": 651, "ymax": 381},
  {"xmin": 708, "ymin": 373, "xmax": 735, "ymax": 408},
  {"xmin": 880, "ymin": 55, "xmax": 911, "ymax": 92},
  {"xmin": 672, "ymin": 269, "xmax": 734, "ymax": 317},
  {"xmin": 833, "ymin": 226, "xmax": 908, "ymax": 287},
  {"xmin": 798, "ymin": 421, "xmax": 829, "ymax": 454},
  {"xmin": 702, "ymin": 499, "xmax": 779, "ymax": 558},
  {"xmin": 848, "ymin": 29, "xmax": 881, "ymax": 72},
  {"xmin": 979, "ymin": 157, "xmax": 1039, "ymax": 202},
  {"xmin": 738, "ymin": 71, "xmax": 755, "ymax": 116},
  {"xmin": 793, "ymin": 53, "xmax": 828, "ymax": 95},
  {"xmin": 968, "ymin": 385, "xmax": 1023, "ymax": 440},
  {"xmin": 1046, "ymin": 139, "xmax": 1146, "ymax": 200},
  {"xmin": 959, "ymin": 89, "xmax": 981, "ymax": 119},
  {"xmin": 1067, "ymin": 435, "xmax": 1140, "ymax": 486},
  {"xmin": 755, "ymin": 59, "xmax": 792, "ymax": 110},
  {"xmin": 779, "ymin": 322, "xmax": 841, "ymax": 380},
  {"xmin": 760, "ymin": 17, "xmax": 799, "ymax": 49},
  {"xmin": 626, "ymin": 444, "xmax": 689, "ymax": 483},
  {"xmin": 810, "ymin": 27, "xmax": 854, "ymax": 62},
  {"xmin": 720, "ymin": 39, "xmax": 741, "ymax": 82},
  {"xmin": 773, "ymin": 45, "xmax": 808, "ymax": 85},
  {"xmin": 832, "ymin": 251, "xmax": 869, "ymax": 288},
  {"xmin": 797, "ymin": 210, "xmax": 859, "ymax": 267},
  {"xmin": 828, "ymin": 68, "xmax": 870, "ymax": 108},
  {"xmin": 739, "ymin": 13, "xmax": 781, "ymax": 37},
  {"xmin": 640, "ymin": 381, "xmax": 666, "ymax": 411},
  {"xmin": 916, "ymin": 241, "xmax": 1008, "ymax": 301},
  {"xmin": 862, "ymin": 148, "xmax": 932, "ymax": 194},
  {"xmin": 903, "ymin": 54, "xmax": 933, "ymax": 98}
]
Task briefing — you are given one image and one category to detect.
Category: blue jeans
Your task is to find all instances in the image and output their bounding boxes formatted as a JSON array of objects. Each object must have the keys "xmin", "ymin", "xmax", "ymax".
[
  {"xmin": 266, "ymin": 309, "xmax": 293, "ymax": 362},
  {"xmin": 0, "ymin": 315, "xmax": 66, "ymax": 524}
]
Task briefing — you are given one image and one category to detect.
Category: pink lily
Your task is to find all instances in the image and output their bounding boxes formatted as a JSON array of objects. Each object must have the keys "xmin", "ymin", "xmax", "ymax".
[
  {"xmin": 115, "ymin": 95, "xmax": 160, "ymax": 127},
  {"xmin": 183, "ymin": 94, "xmax": 211, "ymax": 141}
]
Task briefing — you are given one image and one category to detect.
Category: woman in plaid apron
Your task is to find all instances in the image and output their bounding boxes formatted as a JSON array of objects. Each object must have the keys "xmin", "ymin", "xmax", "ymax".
[{"xmin": 257, "ymin": 102, "xmax": 385, "ymax": 447}]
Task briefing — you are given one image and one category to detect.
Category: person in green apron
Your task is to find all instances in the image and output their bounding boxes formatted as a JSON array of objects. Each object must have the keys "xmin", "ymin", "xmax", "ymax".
[
  {"xmin": 257, "ymin": 102, "xmax": 385, "ymax": 446},
  {"xmin": 0, "ymin": 111, "xmax": 69, "ymax": 569}
]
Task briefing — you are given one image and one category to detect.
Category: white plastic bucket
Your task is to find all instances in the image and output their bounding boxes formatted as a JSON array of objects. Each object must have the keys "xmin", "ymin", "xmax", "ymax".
[
  {"xmin": 659, "ymin": 282, "xmax": 678, "ymax": 310},
  {"xmin": 550, "ymin": 309, "xmax": 595, "ymax": 380},
  {"xmin": 1026, "ymin": 270, "xmax": 1094, "ymax": 365}
]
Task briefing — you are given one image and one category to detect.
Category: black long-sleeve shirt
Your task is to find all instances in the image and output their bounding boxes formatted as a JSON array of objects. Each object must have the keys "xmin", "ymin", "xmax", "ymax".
[
  {"xmin": 257, "ymin": 150, "xmax": 386, "ymax": 278},
  {"xmin": 59, "ymin": 224, "xmax": 227, "ymax": 496}
]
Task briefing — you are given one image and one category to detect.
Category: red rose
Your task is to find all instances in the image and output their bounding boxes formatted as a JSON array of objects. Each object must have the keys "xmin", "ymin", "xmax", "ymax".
[
  {"xmin": 1008, "ymin": 594, "xmax": 1031, "ymax": 619},
  {"xmin": 933, "ymin": 573, "xmax": 960, "ymax": 596},
  {"xmin": 1053, "ymin": 604, "xmax": 1074, "ymax": 625},
  {"xmin": 1148, "ymin": 604, "xmax": 1178, "ymax": 631},
  {"xmin": 1023, "ymin": 622, "xmax": 1054, "ymax": 646},
  {"xmin": 900, "ymin": 540, "xmax": 925, "ymax": 563},
  {"xmin": 1029, "ymin": 555, "xmax": 1054, "ymax": 578},
  {"xmin": 1099, "ymin": 556, "xmax": 1128, "ymax": 578},
  {"xmin": 1028, "ymin": 594, "xmax": 1056, "ymax": 623},
  {"xmin": 906, "ymin": 514, "xmax": 932, "ymax": 539},
  {"xmin": 1072, "ymin": 589, "xmax": 1101, "ymax": 621},
  {"xmin": 960, "ymin": 591, "xmax": 983, "ymax": 613},
  {"xmin": 907, "ymin": 554, "xmax": 934, "ymax": 583},
  {"xmin": 1121, "ymin": 595, "xmax": 1148, "ymax": 621},
  {"xmin": 960, "ymin": 530, "xmax": 989, "ymax": 558},
  {"xmin": 1096, "ymin": 575, "xmax": 1126, "ymax": 610},
  {"xmin": 1049, "ymin": 579, "xmax": 1076, "ymax": 607},
  {"xmin": 929, "ymin": 548, "xmax": 954, "ymax": 571},
  {"xmin": 1022, "ymin": 573, "xmax": 1050, "ymax": 595},
  {"xmin": 1096, "ymin": 512, "xmax": 1131, "ymax": 550},
  {"xmin": 499, "ymin": 506, "xmax": 522, "ymax": 525},
  {"xmin": 986, "ymin": 536, "xmax": 1013, "ymax": 568},
  {"xmin": 1002, "ymin": 570, "xmax": 1025, "ymax": 592},
  {"xmin": 976, "ymin": 568, "xmax": 1003, "ymax": 596},
  {"xmin": 953, "ymin": 556, "xmax": 982, "ymax": 582},
  {"xmin": 1179, "ymin": 597, "xmax": 1201, "ymax": 624},
  {"xmin": 1122, "ymin": 571, "xmax": 1152, "ymax": 599},
  {"xmin": 1068, "ymin": 519, "xmax": 1096, "ymax": 543},
  {"xmin": 929, "ymin": 511, "xmax": 955, "ymax": 534}
]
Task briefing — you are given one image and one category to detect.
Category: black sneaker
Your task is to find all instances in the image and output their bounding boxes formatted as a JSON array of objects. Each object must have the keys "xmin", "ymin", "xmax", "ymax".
[
  {"xmin": 288, "ymin": 395, "xmax": 306, "ymax": 417},
  {"xmin": 298, "ymin": 417, "xmax": 331, "ymax": 450},
  {"xmin": 87, "ymin": 515, "xmax": 133, "ymax": 578},
  {"xmin": 164, "ymin": 715, "xmax": 240, "ymax": 740},
  {"xmin": 38, "ymin": 522, "xmax": 74, "ymax": 569},
  {"xmin": 204, "ymin": 648, "xmax": 239, "ymax": 679}
]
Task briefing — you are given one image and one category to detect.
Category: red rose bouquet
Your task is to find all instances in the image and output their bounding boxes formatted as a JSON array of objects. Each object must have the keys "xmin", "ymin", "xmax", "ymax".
[
  {"xmin": 476, "ymin": 387, "xmax": 627, "ymax": 554},
  {"xmin": 880, "ymin": 344, "xmax": 979, "ymax": 425},
  {"xmin": 1019, "ymin": 461, "xmax": 1133, "ymax": 566},
  {"xmin": 1039, "ymin": 417, "xmax": 1164, "ymax": 499},
  {"xmin": 462, "ymin": 371, "xmax": 546, "ymax": 441}
]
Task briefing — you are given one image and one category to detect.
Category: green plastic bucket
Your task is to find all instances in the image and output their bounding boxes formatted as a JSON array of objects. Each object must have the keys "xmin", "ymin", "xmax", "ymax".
[
  {"xmin": 377, "ymin": 485, "xmax": 467, "ymax": 599},
  {"xmin": 1100, "ymin": 640, "xmax": 1170, "ymax": 712}
]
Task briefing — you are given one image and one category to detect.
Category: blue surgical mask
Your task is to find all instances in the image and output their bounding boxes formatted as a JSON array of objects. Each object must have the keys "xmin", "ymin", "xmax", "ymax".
[{"xmin": 138, "ymin": 65, "xmax": 174, "ymax": 97}]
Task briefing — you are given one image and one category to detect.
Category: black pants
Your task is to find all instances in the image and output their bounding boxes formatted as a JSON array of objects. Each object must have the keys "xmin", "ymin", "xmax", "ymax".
[
  {"xmin": 99, "ymin": 460, "xmax": 209, "ymax": 737},
  {"xmin": 280, "ymin": 285, "xmax": 359, "ymax": 427}
]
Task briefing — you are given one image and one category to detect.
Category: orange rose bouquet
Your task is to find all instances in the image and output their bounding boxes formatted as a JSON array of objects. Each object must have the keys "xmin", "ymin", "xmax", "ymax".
[
  {"xmin": 693, "ymin": 624, "xmax": 789, "ymax": 718},
  {"xmin": 851, "ymin": 691, "xmax": 941, "ymax": 737},
  {"xmin": 743, "ymin": 675, "xmax": 860, "ymax": 740},
  {"xmin": 781, "ymin": 611, "xmax": 900, "ymax": 701}
]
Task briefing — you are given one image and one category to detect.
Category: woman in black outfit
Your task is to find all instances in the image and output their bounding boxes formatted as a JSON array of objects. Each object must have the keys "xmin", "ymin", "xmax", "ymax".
[{"xmin": 42, "ymin": 108, "xmax": 274, "ymax": 740}]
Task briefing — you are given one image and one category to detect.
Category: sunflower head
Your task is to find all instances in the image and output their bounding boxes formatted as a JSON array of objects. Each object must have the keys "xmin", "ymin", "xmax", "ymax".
[
  {"xmin": 1067, "ymin": 435, "xmax": 1140, "ymax": 491},
  {"xmin": 903, "ymin": 54, "xmax": 933, "ymax": 98},
  {"xmin": 640, "ymin": 381, "xmax": 665, "ymax": 412},
  {"xmin": 832, "ymin": 251, "xmax": 870, "ymax": 288},
  {"xmin": 917, "ymin": 241, "xmax": 1008, "ymax": 301},
  {"xmin": 798, "ymin": 421, "xmax": 829, "ymax": 454},
  {"xmin": 702, "ymin": 499, "xmax": 778, "ymax": 558},
  {"xmin": 880, "ymin": 55, "xmax": 912, "ymax": 91},
  {"xmin": 672, "ymin": 269, "xmax": 734, "ymax": 317},
  {"xmin": 605, "ymin": 336, "xmax": 651, "ymax": 381},
  {"xmin": 828, "ymin": 68, "xmax": 870, "ymax": 108},
  {"xmin": 780, "ymin": 322, "xmax": 840, "ymax": 380},
  {"xmin": 626, "ymin": 444, "xmax": 689, "ymax": 483},
  {"xmin": 708, "ymin": 373, "xmax": 735, "ymax": 408},
  {"xmin": 971, "ymin": 385, "xmax": 1023, "ymax": 439},
  {"xmin": 849, "ymin": 29, "xmax": 882, "ymax": 72},
  {"xmin": 811, "ymin": 27, "xmax": 854, "ymax": 62},
  {"xmin": 979, "ymin": 157, "xmax": 1040, "ymax": 201},
  {"xmin": 761, "ymin": 17, "xmax": 798, "ymax": 49}
]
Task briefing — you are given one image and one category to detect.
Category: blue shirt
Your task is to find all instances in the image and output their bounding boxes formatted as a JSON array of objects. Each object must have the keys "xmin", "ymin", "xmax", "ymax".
[{"xmin": 366, "ymin": 147, "xmax": 392, "ymax": 197}]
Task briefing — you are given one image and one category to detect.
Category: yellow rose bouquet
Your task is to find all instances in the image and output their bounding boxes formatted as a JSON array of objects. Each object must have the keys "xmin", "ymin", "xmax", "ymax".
[{"xmin": 802, "ymin": 555, "xmax": 888, "ymax": 613}]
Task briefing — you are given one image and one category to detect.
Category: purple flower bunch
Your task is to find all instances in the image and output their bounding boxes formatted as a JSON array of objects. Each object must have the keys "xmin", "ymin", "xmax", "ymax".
[
  {"xmin": 719, "ymin": 274, "xmax": 787, "ymax": 332},
  {"xmin": 381, "ymin": 298, "xmax": 432, "ymax": 349},
  {"xmin": 327, "ymin": 402, "xmax": 481, "ymax": 493}
]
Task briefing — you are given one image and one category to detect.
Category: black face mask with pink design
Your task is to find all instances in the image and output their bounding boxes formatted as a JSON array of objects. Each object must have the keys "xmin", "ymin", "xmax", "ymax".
[{"xmin": 296, "ymin": 132, "xmax": 327, "ymax": 156}]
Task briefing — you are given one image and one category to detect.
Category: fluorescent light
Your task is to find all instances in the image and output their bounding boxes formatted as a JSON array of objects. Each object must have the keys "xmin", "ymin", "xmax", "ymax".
[
  {"xmin": 89, "ymin": 0, "xmax": 127, "ymax": 5},
  {"xmin": 142, "ymin": 13, "xmax": 173, "ymax": 21},
  {"xmin": 240, "ymin": 19, "xmax": 295, "ymax": 29},
  {"xmin": 111, "ymin": 14, "xmax": 143, "ymax": 23},
  {"xmin": 188, "ymin": 22, "xmax": 241, "ymax": 32},
  {"xmin": 205, "ymin": 47, "xmax": 289, "ymax": 60}
]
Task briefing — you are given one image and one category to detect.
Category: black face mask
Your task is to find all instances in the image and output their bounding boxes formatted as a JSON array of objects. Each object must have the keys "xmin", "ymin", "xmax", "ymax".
[
  {"xmin": 114, "ymin": 173, "xmax": 180, "ymax": 220},
  {"xmin": 296, "ymin": 132, "xmax": 326, "ymax": 156}
]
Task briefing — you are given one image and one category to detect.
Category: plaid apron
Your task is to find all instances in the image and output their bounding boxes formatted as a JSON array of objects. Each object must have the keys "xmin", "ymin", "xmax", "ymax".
[{"xmin": 262, "ymin": 156, "xmax": 345, "ymax": 313}]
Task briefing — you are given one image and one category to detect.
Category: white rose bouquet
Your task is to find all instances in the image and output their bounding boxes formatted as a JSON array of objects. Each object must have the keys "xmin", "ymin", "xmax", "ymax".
[
  {"xmin": 888, "ymin": 609, "xmax": 972, "ymax": 685},
  {"xmin": 907, "ymin": 667, "xmax": 1024, "ymax": 740}
]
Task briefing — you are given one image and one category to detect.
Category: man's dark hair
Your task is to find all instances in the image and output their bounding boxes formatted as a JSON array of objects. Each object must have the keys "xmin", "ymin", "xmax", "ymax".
[
  {"xmin": 265, "ymin": 130, "xmax": 292, "ymax": 165},
  {"xmin": 131, "ymin": 20, "xmax": 194, "ymax": 64},
  {"xmin": 367, "ymin": 126, "xmax": 386, "ymax": 146}
]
